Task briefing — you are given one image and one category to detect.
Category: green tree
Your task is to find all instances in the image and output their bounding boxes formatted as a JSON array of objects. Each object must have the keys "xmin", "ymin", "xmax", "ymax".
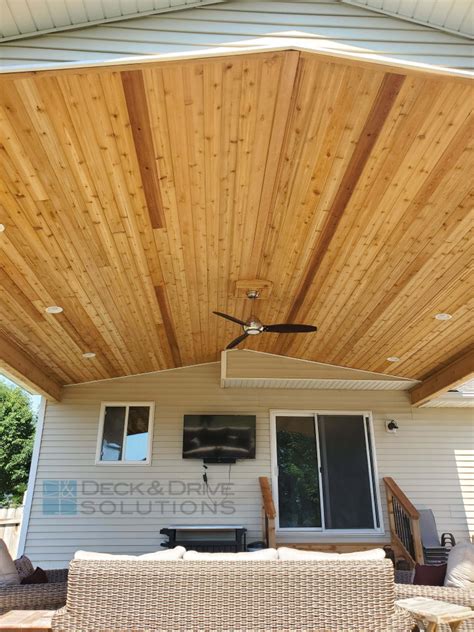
[{"xmin": 0, "ymin": 382, "xmax": 35, "ymax": 505}]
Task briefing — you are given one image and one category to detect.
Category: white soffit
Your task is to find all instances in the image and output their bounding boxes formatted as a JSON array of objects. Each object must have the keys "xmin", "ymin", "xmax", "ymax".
[
  {"xmin": 221, "ymin": 350, "xmax": 419, "ymax": 390},
  {"xmin": 0, "ymin": 0, "xmax": 225, "ymax": 42},
  {"xmin": 341, "ymin": 0, "xmax": 473, "ymax": 39},
  {"xmin": 425, "ymin": 377, "xmax": 474, "ymax": 407}
]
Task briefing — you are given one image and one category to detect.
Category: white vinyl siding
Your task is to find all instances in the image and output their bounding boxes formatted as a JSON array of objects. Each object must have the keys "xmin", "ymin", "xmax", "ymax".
[
  {"xmin": 0, "ymin": 0, "xmax": 472, "ymax": 73},
  {"xmin": 23, "ymin": 361, "xmax": 474, "ymax": 568}
]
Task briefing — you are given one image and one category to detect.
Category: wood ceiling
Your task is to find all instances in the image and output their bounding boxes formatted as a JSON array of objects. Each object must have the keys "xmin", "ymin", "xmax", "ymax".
[{"xmin": 0, "ymin": 49, "xmax": 472, "ymax": 398}]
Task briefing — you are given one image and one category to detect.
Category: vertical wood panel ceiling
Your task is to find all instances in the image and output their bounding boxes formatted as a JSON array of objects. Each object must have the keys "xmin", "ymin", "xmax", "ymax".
[{"xmin": 0, "ymin": 50, "xmax": 472, "ymax": 391}]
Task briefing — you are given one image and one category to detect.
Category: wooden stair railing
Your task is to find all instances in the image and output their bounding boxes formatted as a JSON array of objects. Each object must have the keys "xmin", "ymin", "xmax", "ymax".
[
  {"xmin": 383, "ymin": 477, "xmax": 424, "ymax": 568},
  {"xmin": 259, "ymin": 476, "xmax": 276, "ymax": 548}
]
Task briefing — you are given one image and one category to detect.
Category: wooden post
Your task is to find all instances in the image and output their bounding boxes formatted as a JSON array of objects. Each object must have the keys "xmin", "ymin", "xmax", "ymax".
[
  {"xmin": 385, "ymin": 486, "xmax": 396, "ymax": 545},
  {"xmin": 259, "ymin": 477, "xmax": 276, "ymax": 548},
  {"xmin": 411, "ymin": 517, "xmax": 424, "ymax": 565}
]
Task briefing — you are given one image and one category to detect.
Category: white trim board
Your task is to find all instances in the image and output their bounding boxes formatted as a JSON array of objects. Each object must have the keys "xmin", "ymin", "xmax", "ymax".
[
  {"xmin": 17, "ymin": 396, "xmax": 47, "ymax": 557},
  {"xmin": 1, "ymin": 42, "xmax": 472, "ymax": 79}
]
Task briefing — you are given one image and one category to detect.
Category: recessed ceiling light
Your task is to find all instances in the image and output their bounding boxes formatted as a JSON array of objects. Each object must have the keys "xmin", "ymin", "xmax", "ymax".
[
  {"xmin": 387, "ymin": 356, "xmax": 400, "ymax": 362},
  {"xmin": 82, "ymin": 352, "xmax": 96, "ymax": 359},
  {"xmin": 0, "ymin": 224, "xmax": 5, "ymax": 232},
  {"xmin": 45, "ymin": 305, "xmax": 63, "ymax": 314},
  {"xmin": 435, "ymin": 313, "xmax": 452, "ymax": 321}
]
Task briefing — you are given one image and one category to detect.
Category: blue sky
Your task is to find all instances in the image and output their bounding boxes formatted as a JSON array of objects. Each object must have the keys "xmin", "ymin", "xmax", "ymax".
[{"xmin": 0, "ymin": 373, "xmax": 42, "ymax": 413}]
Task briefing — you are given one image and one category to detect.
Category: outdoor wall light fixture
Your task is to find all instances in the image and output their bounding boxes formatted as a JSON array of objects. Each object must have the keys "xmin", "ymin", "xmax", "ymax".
[{"xmin": 385, "ymin": 419, "xmax": 399, "ymax": 434}]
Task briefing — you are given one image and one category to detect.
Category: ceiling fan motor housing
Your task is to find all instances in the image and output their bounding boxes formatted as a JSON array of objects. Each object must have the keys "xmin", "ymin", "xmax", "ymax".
[{"xmin": 243, "ymin": 319, "xmax": 265, "ymax": 335}]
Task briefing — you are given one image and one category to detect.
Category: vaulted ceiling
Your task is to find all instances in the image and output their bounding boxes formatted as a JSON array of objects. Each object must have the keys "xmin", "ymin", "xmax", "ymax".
[{"xmin": 0, "ymin": 49, "xmax": 472, "ymax": 399}]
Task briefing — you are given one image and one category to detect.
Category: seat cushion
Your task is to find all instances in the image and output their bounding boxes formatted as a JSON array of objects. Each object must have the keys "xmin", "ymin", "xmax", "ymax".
[
  {"xmin": 0, "ymin": 539, "xmax": 20, "ymax": 586},
  {"xmin": 444, "ymin": 541, "xmax": 474, "ymax": 589},
  {"xmin": 277, "ymin": 546, "xmax": 386, "ymax": 561}
]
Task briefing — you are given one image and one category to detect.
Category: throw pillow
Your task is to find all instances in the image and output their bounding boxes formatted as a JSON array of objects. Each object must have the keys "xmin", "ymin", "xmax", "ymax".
[
  {"xmin": 21, "ymin": 567, "xmax": 48, "ymax": 585},
  {"xmin": 14, "ymin": 555, "xmax": 35, "ymax": 581},
  {"xmin": 0, "ymin": 539, "xmax": 20, "ymax": 586},
  {"xmin": 74, "ymin": 546, "xmax": 186, "ymax": 561},
  {"xmin": 183, "ymin": 549, "xmax": 278, "ymax": 561},
  {"xmin": 444, "ymin": 541, "xmax": 474, "ymax": 589},
  {"xmin": 413, "ymin": 563, "xmax": 447, "ymax": 586}
]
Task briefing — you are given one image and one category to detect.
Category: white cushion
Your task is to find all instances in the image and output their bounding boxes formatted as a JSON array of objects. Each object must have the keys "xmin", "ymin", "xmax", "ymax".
[
  {"xmin": 339, "ymin": 548, "xmax": 386, "ymax": 560},
  {"xmin": 278, "ymin": 547, "xmax": 386, "ymax": 561},
  {"xmin": 278, "ymin": 547, "xmax": 338, "ymax": 560},
  {"xmin": 444, "ymin": 541, "xmax": 474, "ymax": 589},
  {"xmin": 74, "ymin": 546, "xmax": 185, "ymax": 561},
  {"xmin": 183, "ymin": 549, "xmax": 278, "ymax": 561},
  {"xmin": 139, "ymin": 548, "xmax": 186, "ymax": 560},
  {"xmin": 0, "ymin": 539, "xmax": 20, "ymax": 586}
]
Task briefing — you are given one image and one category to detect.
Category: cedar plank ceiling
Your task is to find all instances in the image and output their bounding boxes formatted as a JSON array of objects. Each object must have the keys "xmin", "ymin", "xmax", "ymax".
[{"xmin": 0, "ymin": 50, "xmax": 473, "ymax": 390}]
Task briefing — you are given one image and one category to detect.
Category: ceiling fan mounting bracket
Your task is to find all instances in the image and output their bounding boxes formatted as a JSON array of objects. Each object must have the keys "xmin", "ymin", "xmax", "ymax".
[
  {"xmin": 246, "ymin": 290, "xmax": 260, "ymax": 300},
  {"xmin": 234, "ymin": 279, "xmax": 273, "ymax": 299}
]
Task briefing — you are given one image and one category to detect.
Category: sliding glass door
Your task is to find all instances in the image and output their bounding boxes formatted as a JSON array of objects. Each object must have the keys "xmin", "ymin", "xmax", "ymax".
[
  {"xmin": 275, "ymin": 416, "xmax": 321, "ymax": 528},
  {"xmin": 273, "ymin": 412, "xmax": 380, "ymax": 532}
]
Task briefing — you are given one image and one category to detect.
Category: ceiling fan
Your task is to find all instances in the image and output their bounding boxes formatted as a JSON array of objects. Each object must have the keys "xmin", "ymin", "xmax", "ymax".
[{"xmin": 213, "ymin": 291, "xmax": 317, "ymax": 349}]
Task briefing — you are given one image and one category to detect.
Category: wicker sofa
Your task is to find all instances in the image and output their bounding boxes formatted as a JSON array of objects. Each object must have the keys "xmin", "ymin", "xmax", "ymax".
[
  {"xmin": 52, "ymin": 558, "xmax": 414, "ymax": 631},
  {"xmin": 394, "ymin": 577, "xmax": 474, "ymax": 632},
  {"xmin": 0, "ymin": 568, "xmax": 68, "ymax": 615}
]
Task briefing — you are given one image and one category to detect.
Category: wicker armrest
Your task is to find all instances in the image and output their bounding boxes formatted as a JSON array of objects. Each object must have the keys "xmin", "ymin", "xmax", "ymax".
[
  {"xmin": 0, "ymin": 581, "xmax": 67, "ymax": 615},
  {"xmin": 395, "ymin": 583, "xmax": 474, "ymax": 609}
]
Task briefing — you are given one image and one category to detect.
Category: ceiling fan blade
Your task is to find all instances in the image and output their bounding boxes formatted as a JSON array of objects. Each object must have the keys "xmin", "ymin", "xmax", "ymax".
[
  {"xmin": 213, "ymin": 311, "xmax": 246, "ymax": 326},
  {"xmin": 226, "ymin": 332, "xmax": 249, "ymax": 349},
  {"xmin": 264, "ymin": 324, "xmax": 317, "ymax": 333}
]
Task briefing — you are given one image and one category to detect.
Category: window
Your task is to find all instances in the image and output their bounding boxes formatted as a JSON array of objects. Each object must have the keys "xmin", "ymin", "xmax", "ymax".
[
  {"xmin": 272, "ymin": 411, "xmax": 382, "ymax": 533},
  {"xmin": 96, "ymin": 403, "xmax": 154, "ymax": 464}
]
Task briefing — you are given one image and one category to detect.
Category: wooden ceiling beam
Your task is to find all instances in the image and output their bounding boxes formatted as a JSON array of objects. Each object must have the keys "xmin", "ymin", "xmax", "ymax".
[
  {"xmin": 410, "ymin": 349, "xmax": 474, "ymax": 407},
  {"xmin": 0, "ymin": 333, "xmax": 62, "ymax": 401},
  {"xmin": 277, "ymin": 71, "xmax": 405, "ymax": 355},
  {"xmin": 121, "ymin": 69, "xmax": 165, "ymax": 229}
]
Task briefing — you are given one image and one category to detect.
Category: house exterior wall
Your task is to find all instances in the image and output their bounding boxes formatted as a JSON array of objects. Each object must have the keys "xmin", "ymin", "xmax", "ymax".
[
  {"xmin": 0, "ymin": 0, "xmax": 471, "ymax": 73},
  {"xmin": 23, "ymin": 362, "xmax": 473, "ymax": 568}
]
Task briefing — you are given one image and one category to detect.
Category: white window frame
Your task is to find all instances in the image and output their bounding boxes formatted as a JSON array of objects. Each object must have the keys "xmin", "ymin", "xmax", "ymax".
[
  {"xmin": 270, "ymin": 410, "xmax": 384, "ymax": 536},
  {"xmin": 95, "ymin": 402, "xmax": 155, "ymax": 466}
]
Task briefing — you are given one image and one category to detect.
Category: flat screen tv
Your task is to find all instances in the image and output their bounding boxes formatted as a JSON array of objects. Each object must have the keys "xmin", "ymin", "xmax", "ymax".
[{"xmin": 183, "ymin": 414, "xmax": 256, "ymax": 463}]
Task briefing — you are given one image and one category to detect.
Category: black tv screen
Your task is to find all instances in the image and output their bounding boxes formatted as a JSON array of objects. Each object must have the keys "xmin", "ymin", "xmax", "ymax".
[{"xmin": 183, "ymin": 415, "xmax": 256, "ymax": 461}]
